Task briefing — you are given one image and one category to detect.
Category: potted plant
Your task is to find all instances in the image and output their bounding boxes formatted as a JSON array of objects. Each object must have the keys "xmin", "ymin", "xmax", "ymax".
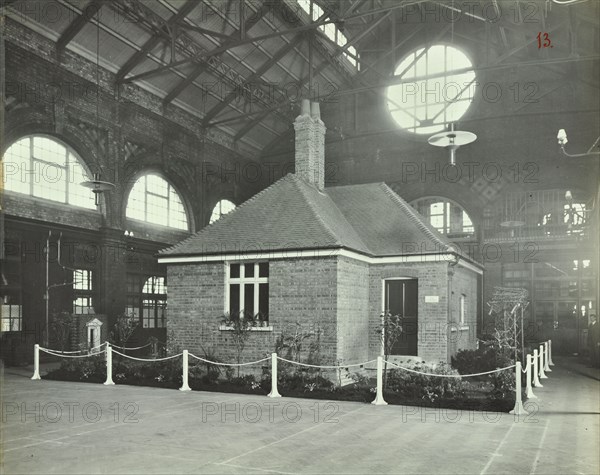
[{"xmin": 257, "ymin": 312, "xmax": 269, "ymax": 327}]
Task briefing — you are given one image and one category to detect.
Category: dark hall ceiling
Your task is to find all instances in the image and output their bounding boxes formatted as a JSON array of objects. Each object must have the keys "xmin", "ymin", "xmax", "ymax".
[{"xmin": 4, "ymin": 0, "xmax": 599, "ymax": 155}]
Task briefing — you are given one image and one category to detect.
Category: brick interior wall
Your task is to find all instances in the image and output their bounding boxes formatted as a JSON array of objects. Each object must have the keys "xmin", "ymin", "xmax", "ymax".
[
  {"xmin": 448, "ymin": 265, "xmax": 479, "ymax": 359},
  {"xmin": 336, "ymin": 256, "xmax": 370, "ymax": 364},
  {"xmin": 167, "ymin": 257, "xmax": 339, "ymax": 365},
  {"xmin": 368, "ymin": 261, "xmax": 451, "ymax": 363}
]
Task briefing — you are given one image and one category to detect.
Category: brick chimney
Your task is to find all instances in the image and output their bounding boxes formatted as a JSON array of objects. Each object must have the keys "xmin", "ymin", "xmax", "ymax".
[{"xmin": 294, "ymin": 99, "xmax": 326, "ymax": 189}]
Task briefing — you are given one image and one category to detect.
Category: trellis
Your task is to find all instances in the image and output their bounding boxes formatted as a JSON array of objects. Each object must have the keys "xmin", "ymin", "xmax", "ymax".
[{"xmin": 487, "ymin": 287, "xmax": 530, "ymax": 362}]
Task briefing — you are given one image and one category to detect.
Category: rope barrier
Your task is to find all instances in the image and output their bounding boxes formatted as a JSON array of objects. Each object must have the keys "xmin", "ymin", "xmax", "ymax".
[
  {"xmin": 385, "ymin": 360, "xmax": 515, "ymax": 378},
  {"xmin": 189, "ymin": 353, "xmax": 270, "ymax": 367},
  {"xmin": 111, "ymin": 342, "xmax": 153, "ymax": 351},
  {"xmin": 39, "ymin": 342, "xmax": 107, "ymax": 354},
  {"xmin": 112, "ymin": 349, "xmax": 182, "ymax": 362},
  {"xmin": 277, "ymin": 356, "xmax": 378, "ymax": 369},
  {"xmin": 40, "ymin": 348, "xmax": 107, "ymax": 358}
]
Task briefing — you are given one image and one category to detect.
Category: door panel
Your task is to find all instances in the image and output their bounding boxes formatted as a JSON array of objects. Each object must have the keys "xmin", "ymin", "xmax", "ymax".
[{"xmin": 385, "ymin": 279, "xmax": 418, "ymax": 356}]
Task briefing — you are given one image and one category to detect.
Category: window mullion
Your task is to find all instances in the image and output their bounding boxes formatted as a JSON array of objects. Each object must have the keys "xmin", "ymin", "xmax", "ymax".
[
  {"xmin": 254, "ymin": 263, "xmax": 260, "ymax": 315},
  {"xmin": 29, "ymin": 137, "xmax": 34, "ymax": 196},
  {"xmin": 239, "ymin": 280, "xmax": 245, "ymax": 318},
  {"xmin": 65, "ymin": 151, "xmax": 69, "ymax": 203},
  {"xmin": 144, "ymin": 176, "xmax": 148, "ymax": 222}
]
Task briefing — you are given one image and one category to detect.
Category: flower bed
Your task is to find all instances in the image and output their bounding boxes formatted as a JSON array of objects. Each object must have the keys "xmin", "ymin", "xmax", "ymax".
[{"xmin": 44, "ymin": 356, "xmax": 517, "ymax": 412}]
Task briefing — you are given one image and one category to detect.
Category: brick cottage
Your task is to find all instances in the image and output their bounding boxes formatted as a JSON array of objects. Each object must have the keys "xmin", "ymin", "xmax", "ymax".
[{"xmin": 158, "ymin": 100, "xmax": 483, "ymax": 366}]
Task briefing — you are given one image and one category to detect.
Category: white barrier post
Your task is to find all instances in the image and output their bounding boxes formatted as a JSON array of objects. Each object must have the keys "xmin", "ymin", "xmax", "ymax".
[
  {"xmin": 371, "ymin": 356, "xmax": 388, "ymax": 406},
  {"xmin": 31, "ymin": 344, "xmax": 41, "ymax": 380},
  {"xmin": 544, "ymin": 342, "xmax": 552, "ymax": 372},
  {"xmin": 180, "ymin": 349, "xmax": 191, "ymax": 391},
  {"xmin": 104, "ymin": 343, "xmax": 115, "ymax": 385},
  {"xmin": 510, "ymin": 361, "xmax": 527, "ymax": 416},
  {"xmin": 539, "ymin": 344, "xmax": 548, "ymax": 379},
  {"xmin": 525, "ymin": 354, "xmax": 537, "ymax": 399},
  {"xmin": 267, "ymin": 353, "xmax": 281, "ymax": 398},
  {"xmin": 533, "ymin": 348, "xmax": 542, "ymax": 387},
  {"xmin": 548, "ymin": 339, "xmax": 555, "ymax": 366}
]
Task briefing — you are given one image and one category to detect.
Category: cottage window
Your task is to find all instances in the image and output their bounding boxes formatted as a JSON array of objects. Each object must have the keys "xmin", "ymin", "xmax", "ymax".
[
  {"xmin": 73, "ymin": 269, "xmax": 94, "ymax": 314},
  {"xmin": 227, "ymin": 262, "xmax": 269, "ymax": 321}
]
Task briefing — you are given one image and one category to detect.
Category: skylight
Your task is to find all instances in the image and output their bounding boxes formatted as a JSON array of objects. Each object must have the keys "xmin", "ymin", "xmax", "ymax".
[{"xmin": 297, "ymin": 0, "xmax": 359, "ymax": 69}]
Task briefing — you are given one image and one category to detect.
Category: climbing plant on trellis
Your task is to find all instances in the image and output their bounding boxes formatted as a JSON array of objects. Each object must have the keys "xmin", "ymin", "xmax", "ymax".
[{"xmin": 487, "ymin": 287, "xmax": 530, "ymax": 362}]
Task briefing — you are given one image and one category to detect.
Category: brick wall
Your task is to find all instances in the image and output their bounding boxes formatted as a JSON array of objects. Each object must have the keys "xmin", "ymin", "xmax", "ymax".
[
  {"xmin": 166, "ymin": 255, "xmax": 480, "ymax": 367},
  {"xmin": 166, "ymin": 257, "xmax": 339, "ymax": 365},
  {"xmin": 336, "ymin": 255, "xmax": 370, "ymax": 364},
  {"xmin": 3, "ymin": 21, "xmax": 269, "ymax": 235},
  {"xmin": 447, "ymin": 265, "xmax": 479, "ymax": 358},
  {"xmin": 368, "ymin": 261, "xmax": 451, "ymax": 363}
]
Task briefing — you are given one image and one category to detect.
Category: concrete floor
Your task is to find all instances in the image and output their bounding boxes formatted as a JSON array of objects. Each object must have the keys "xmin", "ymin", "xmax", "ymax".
[{"xmin": 1, "ymin": 357, "xmax": 598, "ymax": 475}]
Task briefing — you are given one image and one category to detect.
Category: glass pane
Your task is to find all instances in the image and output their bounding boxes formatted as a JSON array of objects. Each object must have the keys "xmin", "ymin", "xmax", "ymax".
[
  {"xmin": 3, "ymin": 138, "xmax": 31, "ymax": 194},
  {"xmin": 389, "ymin": 45, "xmax": 475, "ymax": 134},
  {"xmin": 33, "ymin": 136, "xmax": 67, "ymax": 166},
  {"xmin": 259, "ymin": 283, "xmax": 269, "ymax": 317},
  {"xmin": 126, "ymin": 174, "xmax": 188, "ymax": 229},
  {"xmin": 33, "ymin": 160, "xmax": 66, "ymax": 203},
  {"xmin": 210, "ymin": 199, "xmax": 235, "ymax": 224},
  {"xmin": 259, "ymin": 262, "xmax": 269, "ymax": 278},
  {"xmin": 230, "ymin": 264, "xmax": 240, "ymax": 278},
  {"xmin": 68, "ymin": 156, "xmax": 95, "ymax": 209},
  {"xmin": 229, "ymin": 284, "xmax": 240, "ymax": 316},
  {"xmin": 244, "ymin": 284, "xmax": 254, "ymax": 317},
  {"xmin": 245, "ymin": 263, "xmax": 255, "ymax": 278}
]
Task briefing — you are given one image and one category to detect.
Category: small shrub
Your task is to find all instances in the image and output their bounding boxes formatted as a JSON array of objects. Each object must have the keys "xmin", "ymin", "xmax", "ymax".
[
  {"xmin": 384, "ymin": 361, "xmax": 468, "ymax": 402},
  {"xmin": 451, "ymin": 345, "xmax": 513, "ymax": 376}
]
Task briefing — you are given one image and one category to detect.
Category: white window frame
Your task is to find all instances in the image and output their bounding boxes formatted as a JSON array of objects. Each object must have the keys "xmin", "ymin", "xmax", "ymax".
[{"xmin": 225, "ymin": 262, "xmax": 268, "ymax": 319}]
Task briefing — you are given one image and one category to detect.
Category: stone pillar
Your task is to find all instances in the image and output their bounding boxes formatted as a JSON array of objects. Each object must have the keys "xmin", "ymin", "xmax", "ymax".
[{"xmin": 98, "ymin": 227, "xmax": 127, "ymax": 328}]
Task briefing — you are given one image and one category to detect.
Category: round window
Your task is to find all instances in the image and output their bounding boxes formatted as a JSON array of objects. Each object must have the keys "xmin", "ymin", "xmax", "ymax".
[{"xmin": 387, "ymin": 44, "xmax": 476, "ymax": 134}]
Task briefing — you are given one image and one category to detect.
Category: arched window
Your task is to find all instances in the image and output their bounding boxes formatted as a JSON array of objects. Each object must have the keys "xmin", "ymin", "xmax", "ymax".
[
  {"xmin": 411, "ymin": 198, "xmax": 475, "ymax": 237},
  {"xmin": 387, "ymin": 44, "xmax": 476, "ymax": 134},
  {"xmin": 2, "ymin": 136, "xmax": 96, "ymax": 209},
  {"xmin": 210, "ymin": 199, "xmax": 236, "ymax": 224},
  {"xmin": 141, "ymin": 276, "xmax": 167, "ymax": 329},
  {"xmin": 126, "ymin": 173, "xmax": 188, "ymax": 230}
]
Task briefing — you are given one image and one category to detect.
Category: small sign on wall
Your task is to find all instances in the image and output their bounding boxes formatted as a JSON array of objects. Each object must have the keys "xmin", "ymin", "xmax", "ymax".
[{"xmin": 424, "ymin": 295, "xmax": 439, "ymax": 303}]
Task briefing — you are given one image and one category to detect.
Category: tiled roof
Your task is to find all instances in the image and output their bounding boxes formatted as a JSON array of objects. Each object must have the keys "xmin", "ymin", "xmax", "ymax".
[
  {"xmin": 159, "ymin": 174, "xmax": 370, "ymax": 257},
  {"xmin": 159, "ymin": 174, "xmax": 457, "ymax": 258},
  {"xmin": 326, "ymin": 182, "xmax": 451, "ymax": 256}
]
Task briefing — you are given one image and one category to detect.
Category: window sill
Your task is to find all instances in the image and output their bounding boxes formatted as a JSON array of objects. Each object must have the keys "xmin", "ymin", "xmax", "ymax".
[{"xmin": 219, "ymin": 325, "xmax": 273, "ymax": 332}]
